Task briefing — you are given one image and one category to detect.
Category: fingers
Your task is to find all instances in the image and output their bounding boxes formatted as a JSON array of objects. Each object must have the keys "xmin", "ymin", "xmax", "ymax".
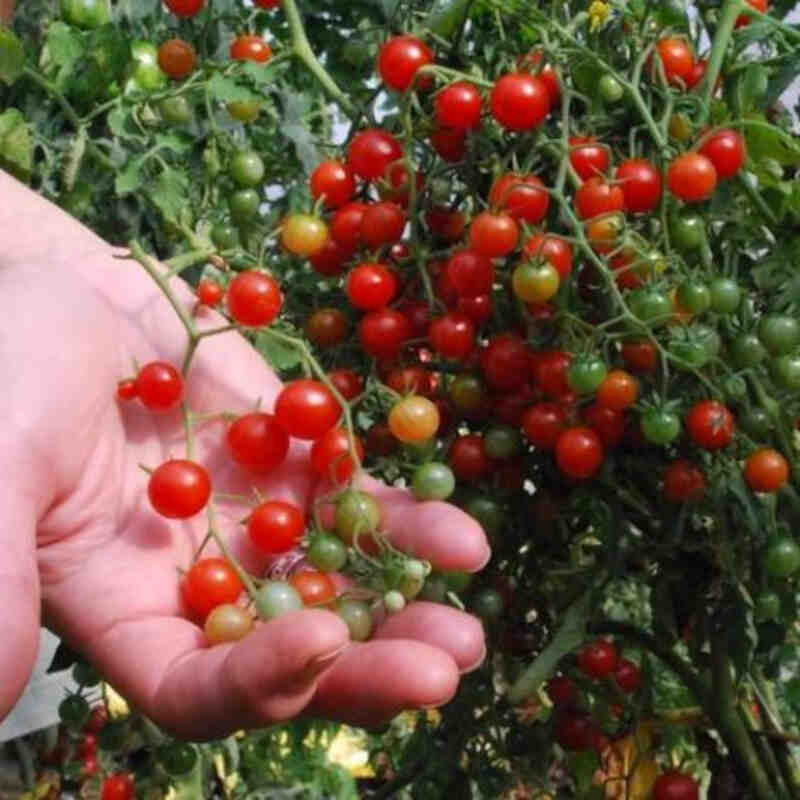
[
  {"xmin": 88, "ymin": 609, "xmax": 349, "ymax": 740},
  {"xmin": 373, "ymin": 602, "xmax": 485, "ymax": 674},
  {"xmin": 357, "ymin": 476, "xmax": 491, "ymax": 572},
  {"xmin": 308, "ymin": 639, "xmax": 460, "ymax": 728}
]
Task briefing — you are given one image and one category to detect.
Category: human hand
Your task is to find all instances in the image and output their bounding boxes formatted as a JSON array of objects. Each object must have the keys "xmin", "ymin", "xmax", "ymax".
[{"xmin": 0, "ymin": 172, "xmax": 489, "ymax": 738}]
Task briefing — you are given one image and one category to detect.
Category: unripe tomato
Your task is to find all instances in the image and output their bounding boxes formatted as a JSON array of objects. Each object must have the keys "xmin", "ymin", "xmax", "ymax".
[
  {"xmin": 159, "ymin": 96, "xmax": 193, "ymax": 125},
  {"xmin": 512, "ymin": 261, "xmax": 559, "ymax": 303},
  {"xmin": 389, "ymin": 395, "xmax": 440, "ymax": 443},
  {"xmin": 229, "ymin": 150, "xmax": 265, "ymax": 187},
  {"xmin": 62, "ymin": 0, "xmax": 110, "ymax": 28},
  {"xmin": 490, "ymin": 73, "xmax": 550, "ymax": 131},
  {"xmin": 763, "ymin": 536, "xmax": 800, "ymax": 578},
  {"xmin": 204, "ymin": 605, "xmax": 252, "ymax": 644},
  {"xmin": 282, "ymin": 214, "xmax": 328, "ymax": 257},
  {"xmin": 377, "ymin": 35, "xmax": 434, "ymax": 91}
]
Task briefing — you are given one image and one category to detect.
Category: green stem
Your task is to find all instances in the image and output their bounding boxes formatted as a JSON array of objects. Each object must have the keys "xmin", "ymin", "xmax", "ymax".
[
  {"xmin": 207, "ymin": 503, "xmax": 259, "ymax": 602},
  {"xmin": 22, "ymin": 66, "xmax": 115, "ymax": 171},
  {"xmin": 697, "ymin": 0, "xmax": 743, "ymax": 125},
  {"xmin": 738, "ymin": 173, "xmax": 778, "ymax": 227},
  {"xmin": 281, "ymin": 0, "xmax": 357, "ymax": 119}
]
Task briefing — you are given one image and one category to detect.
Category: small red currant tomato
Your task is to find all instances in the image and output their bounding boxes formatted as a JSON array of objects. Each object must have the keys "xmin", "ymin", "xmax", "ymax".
[
  {"xmin": 136, "ymin": 362, "xmax": 184, "ymax": 411},
  {"xmin": 148, "ymin": 459, "xmax": 211, "ymax": 519}
]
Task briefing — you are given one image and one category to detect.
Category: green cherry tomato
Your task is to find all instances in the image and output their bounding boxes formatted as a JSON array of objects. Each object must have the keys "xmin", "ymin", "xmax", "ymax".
[
  {"xmin": 335, "ymin": 491, "xmax": 381, "ymax": 544},
  {"xmin": 629, "ymin": 288, "xmax": 673, "ymax": 324},
  {"xmin": 676, "ymin": 281, "xmax": 711, "ymax": 314},
  {"xmin": 449, "ymin": 374, "xmax": 487, "ymax": 415},
  {"xmin": 484, "ymin": 425, "xmax": 522, "ymax": 460},
  {"xmin": 255, "ymin": 581, "xmax": 304, "ymax": 620},
  {"xmin": 641, "ymin": 408, "xmax": 681, "ymax": 445},
  {"xmin": 59, "ymin": 695, "xmax": 90, "ymax": 728},
  {"xmin": 723, "ymin": 374, "xmax": 747, "ymax": 401},
  {"xmin": 211, "ymin": 221, "xmax": 239, "ymax": 250},
  {"xmin": 307, "ymin": 531, "xmax": 348, "ymax": 572},
  {"xmin": 159, "ymin": 96, "xmax": 193, "ymax": 125},
  {"xmin": 754, "ymin": 591, "xmax": 781, "ymax": 621},
  {"xmin": 671, "ymin": 213, "xmax": 705, "ymax": 251},
  {"xmin": 598, "ymin": 73, "xmax": 624, "ymax": 103},
  {"xmin": 464, "ymin": 495, "xmax": 506, "ymax": 538},
  {"xmin": 412, "ymin": 462, "xmax": 456, "ymax": 501},
  {"xmin": 471, "ymin": 588, "xmax": 504, "ymax": 621},
  {"xmin": 420, "ymin": 573, "xmax": 449, "ymax": 602},
  {"xmin": 61, "ymin": 0, "xmax": 110, "ymax": 28},
  {"xmin": 71, "ymin": 662, "xmax": 101, "ymax": 687},
  {"xmin": 568, "ymin": 356, "xmax": 608, "ymax": 395},
  {"xmin": 763, "ymin": 536, "xmax": 800, "ymax": 578},
  {"xmin": 758, "ymin": 313, "xmax": 800, "ymax": 356},
  {"xmin": 770, "ymin": 354, "xmax": 800, "ymax": 392},
  {"xmin": 337, "ymin": 598, "xmax": 373, "ymax": 641},
  {"xmin": 227, "ymin": 100, "xmax": 262, "ymax": 122},
  {"xmin": 740, "ymin": 407, "xmax": 773, "ymax": 439},
  {"xmin": 229, "ymin": 150, "xmax": 265, "ymax": 188},
  {"xmin": 131, "ymin": 40, "xmax": 158, "ymax": 66},
  {"xmin": 132, "ymin": 61, "xmax": 168, "ymax": 91},
  {"xmin": 709, "ymin": 278, "xmax": 741, "ymax": 314},
  {"xmin": 229, "ymin": 188, "xmax": 260, "ymax": 223},
  {"xmin": 730, "ymin": 332, "xmax": 767, "ymax": 369},
  {"xmin": 157, "ymin": 743, "xmax": 198, "ymax": 776},
  {"xmin": 512, "ymin": 261, "xmax": 560, "ymax": 304},
  {"xmin": 443, "ymin": 570, "xmax": 474, "ymax": 593},
  {"xmin": 670, "ymin": 339, "xmax": 710, "ymax": 369}
]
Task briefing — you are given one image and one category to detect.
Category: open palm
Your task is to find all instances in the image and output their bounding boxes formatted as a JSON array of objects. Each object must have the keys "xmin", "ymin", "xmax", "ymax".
[{"xmin": 0, "ymin": 174, "xmax": 489, "ymax": 738}]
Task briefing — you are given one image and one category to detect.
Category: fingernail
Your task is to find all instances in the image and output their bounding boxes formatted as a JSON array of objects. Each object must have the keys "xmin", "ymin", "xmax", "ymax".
[
  {"xmin": 296, "ymin": 644, "xmax": 349, "ymax": 685},
  {"xmin": 476, "ymin": 545, "xmax": 493, "ymax": 571},
  {"xmin": 460, "ymin": 644, "xmax": 487, "ymax": 675}
]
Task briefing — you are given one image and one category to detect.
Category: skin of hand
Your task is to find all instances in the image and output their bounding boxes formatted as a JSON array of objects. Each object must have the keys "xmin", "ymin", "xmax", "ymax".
[{"xmin": 0, "ymin": 170, "xmax": 490, "ymax": 738}]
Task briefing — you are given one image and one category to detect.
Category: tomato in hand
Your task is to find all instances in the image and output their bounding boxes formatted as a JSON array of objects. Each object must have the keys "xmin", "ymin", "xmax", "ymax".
[
  {"xmin": 310, "ymin": 160, "xmax": 356, "ymax": 209},
  {"xmin": 686, "ymin": 400, "xmax": 734, "ymax": 450},
  {"xmin": 578, "ymin": 639, "xmax": 618, "ymax": 679},
  {"xmin": 569, "ymin": 136, "xmax": 609, "ymax": 180},
  {"xmin": 158, "ymin": 39, "xmax": 196, "ymax": 80},
  {"xmin": 227, "ymin": 412, "xmax": 289, "ymax": 473},
  {"xmin": 663, "ymin": 460, "xmax": 706, "ymax": 502},
  {"xmin": 346, "ymin": 262, "xmax": 398, "ymax": 310},
  {"xmin": 182, "ymin": 558, "xmax": 243, "ymax": 619},
  {"xmin": 698, "ymin": 128, "xmax": 746, "ymax": 179},
  {"xmin": 348, "ymin": 129, "xmax": 403, "ymax": 180},
  {"xmin": 310, "ymin": 427, "xmax": 364, "ymax": 484},
  {"xmin": 148, "ymin": 460, "xmax": 211, "ymax": 519},
  {"xmin": 290, "ymin": 570, "xmax": 337, "ymax": 605},
  {"xmin": 434, "ymin": 81, "xmax": 483, "ymax": 130},
  {"xmin": 615, "ymin": 158, "xmax": 662, "ymax": 213},
  {"xmin": 377, "ymin": 35, "xmax": 434, "ymax": 91},
  {"xmin": 247, "ymin": 500, "xmax": 305, "ymax": 554},
  {"xmin": 204, "ymin": 604, "xmax": 252, "ymax": 644},
  {"xmin": 230, "ymin": 34, "xmax": 271, "ymax": 62},
  {"xmin": 574, "ymin": 176, "xmax": 624, "ymax": 219},
  {"xmin": 135, "ymin": 361, "xmax": 184, "ymax": 411},
  {"xmin": 196, "ymin": 279, "xmax": 224, "ymax": 307},
  {"xmin": 744, "ymin": 448, "xmax": 789, "ymax": 493},
  {"xmin": 490, "ymin": 73, "xmax": 550, "ymax": 131},
  {"xmin": 227, "ymin": 270, "xmax": 282, "ymax": 327},
  {"xmin": 667, "ymin": 152, "xmax": 717, "ymax": 202},
  {"xmin": 275, "ymin": 380, "xmax": 340, "ymax": 440},
  {"xmin": 555, "ymin": 427, "xmax": 604, "ymax": 479}
]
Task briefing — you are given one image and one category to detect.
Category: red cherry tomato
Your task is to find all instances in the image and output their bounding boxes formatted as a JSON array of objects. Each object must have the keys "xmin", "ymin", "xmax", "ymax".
[
  {"xmin": 227, "ymin": 270, "xmax": 283, "ymax": 327},
  {"xmin": 165, "ymin": 0, "xmax": 204, "ymax": 17},
  {"xmin": 135, "ymin": 361, "xmax": 184, "ymax": 411},
  {"xmin": 489, "ymin": 173, "xmax": 550, "ymax": 223},
  {"xmin": 196, "ymin": 279, "xmax": 224, "ymax": 307},
  {"xmin": 309, "ymin": 238, "xmax": 352, "ymax": 276},
  {"xmin": 158, "ymin": 38, "xmax": 196, "ymax": 80},
  {"xmin": 582, "ymin": 403, "xmax": 626, "ymax": 448},
  {"xmin": 615, "ymin": 158, "xmax": 662, "ymax": 213},
  {"xmin": 227, "ymin": 412, "xmax": 289, "ymax": 473},
  {"xmin": 555, "ymin": 427, "xmax": 604, "ymax": 479},
  {"xmin": 575, "ymin": 176, "xmax": 625, "ymax": 219},
  {"xmin": 578, "ymin": 638, "xmax": 618, "ymax": 678},
  {"xmin": 652, "ymin": 772, "xmax": 699, "ymax": 800},
  {"xmin": 522, "ymin": 234, "xmax": 573, "ymax": 279},
  {"xmin": 457, "ymin": 293, "xmax": 493, "ymax": 325},
  {"xmin": 359, "ymin": 309, "xmax": 411, "ymax": 359},
  {"xmin": 490, "ymin": 73, "xmax": 550, "ymax": 130},
  {"xmin": 614, "ymin": 658, "xmax": 642, "ymax": 692},
  {"xmin": 330, "ymin": 202, "xmax": 367, "ymax": 251},
  {"xmin": 546, "ymin": 675, "xmax": 576, "ymax": 706},
  {"xmin": 736, "ymin": 0, "xmax": 769, "ymax": 28},
  {"xmin": 667, "ymin": 152, "xmax": 718, "ymax": 202},
  {"xmin": 596, "ymin": 369, "xmax": 639, "ymax": 411},
  {"xmin": 347, "ymin": 129, "xmax": 403, "ymax": 181},
  {"xmin": 182, "ymin": 558, "xmax": 243, "ymax": 619},
  {"xmin": 521, "ymin": 402, "xmax": 567, "ymax": 450},
  {"xmin": 290, "ymin": 570, "xmax": 337, "ymax": 605},
  {"xmin": 117, "ymin": 378, "xmax": 138, "ymax": 401},
  {"xmin": 248, "ymin": 500, "xmax": 305, "ymax": 554},
  {"xmin": 698, "ymin": 128, "xmax": 746, "ymax": 179},
  {"xmin": 447, "ymin": 249, "xmax": 494, "ymax": 297},
  {"xmin": 663, "ymin": 459, "xmax": 706, "ymax": 503},
  {"xmin": 148, "ymin": 459, "xmax": 211, "ymax": 519},
  {"xmin": 310, "ymin": 427, "xmax": 364, "ymax": 484},
  {"xmin": 434, "ymin": 81, "xmax": 483, "ymax": 129},
  {"xmin": 360, "ymin": 201, "xmax": 406, "ymax": 249},
  {"xmin": 430, "ymin": 126, "xmax": 467, "ymax": 162},
  {"xmin": 429, "ymin": 312, "xmax": 476, "ymax": 360},
  {"xmin": 346, "ymin": 262, "xmax": 398, "ymax": 310},
  {"xmin": 230, "ymin": 34, "xmax": 271, "ymax": 62},
  {"xmin": 685, "ymin": 400, "xmax": 734, "ymax": 449},
  {"xmin": 469, "ymin": 211, "xmax": 519, "ymax": 257},
  {"xmin": 569, "ymin": 136, "xmax": 609, "ymax": 180},
  {"xmin": 310, "ymin": 160, "xmax": 356, "ymax": 208},
  {"xmin": 744, "ymin": 448, "xmax": 789, "ymax": 493},
  {"xmin": 480, "ymin": 333, "xmax": 529, "ymax": 390},
  {"xmin": 328, "ymin": 368, "xmax": 363, "ymax": 401},
  {"xmin": 622, "ymin": 339, "xmax": 659, "ymax": 372},
  {"xmin": 655, "ymin": 37, "xmax": 693, "ymax": 85},
  {"xmin": 101, "ymin": 773, "xmax": 136, "ymax": 800},
  {"xmin": 275, "ymin": 380, "xmax": 341, "ymax": 440},
  {"xmin": 517, "ymin": 49, "xmax": 560, "ymax": 104},
  {"xmin": 449, "ymin": 434, "xmax": 489, "ymax": 481},
  {"xmin": 377, "ymin": 35, "xmax": 434, "ymax": 91},
  {"xmin": 535, "ymin": 350, "xmax": 572, "ymax": 397},
  {"xmin": 555, "ymin": 713, "xmax": 593, "ymax": 751}
]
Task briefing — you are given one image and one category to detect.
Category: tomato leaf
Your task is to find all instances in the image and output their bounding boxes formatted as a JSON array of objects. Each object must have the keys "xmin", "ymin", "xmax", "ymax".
[
  {"xmin": 0, "ymin": 109, "xmax": 32, "ymax": 182},
  {"xmin": 255, "ymin": 331, "xmax": 303, "ymax": 372},
  {"xmin": 425, "ymin": 0, "xmax": 475, "ymax": 38},
  {"xmin": 277, "ymin": 87, "xmax": 319, "ymax": 174},
  {"xmin": 149, "ymin": 166, "xmax": 191, "ymax": 226},
  {"xmin": 0, "ymin": 26, "xmax": 25, "ymax": 85},
  {"xmin": 734, "ymin": 65, "xmax": 770, "ymax": 115}
]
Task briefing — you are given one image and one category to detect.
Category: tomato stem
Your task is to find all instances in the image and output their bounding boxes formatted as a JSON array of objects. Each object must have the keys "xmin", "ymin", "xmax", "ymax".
[{"xmin": 696, "ymin": 0, "xmax": 743, "ymax": 125}]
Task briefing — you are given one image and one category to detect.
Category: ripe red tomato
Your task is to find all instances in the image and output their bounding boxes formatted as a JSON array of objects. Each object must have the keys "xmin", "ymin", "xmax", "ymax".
[
  {"xmin": 555, "ymin": 713, "xmax": 593, "ymax": 751},
  {"xmin": 686, "ymin": 400, "xmax": 734, "ymax": 450},
  {"xmin": 227, "ymin": 270, "xmax": 282, "ymax": 327},
  {"xmin": 489, "ymin": 173, "xmax": 549, "ymax": 223},
  {"xmin": 535, "ymin": 350, "xmax": 572, "ymax": 397},
  {"xmin": 569, "ymin": 136, "xmax": 609, "ymax": 180},
  {"xmin": 575, "ymin": 176, "xmax": 625, "ymax": 219},
  {"xmin": 386, "ymin": 366, "xmax": 435, "ymax": 396},
  {"xmin": 614, "ymin": 658, "xmax": 642, "ymax": 692},
  {"xmin": 182, "ymin": 558, "xmax": 243, "ymax": 619},
  {"xmin": 310, "ymin": 160, "xmax": 356, "ymax": 209},
  {"xmin": 447, "ymin": 249, "xmax": 494, "ymax": 297},
  {"xmin": 698, "ymin": 128, "xmax": 746, "ymax": 179},
  {"xmin": 578, "ymin": 639, "xmax": 618, "ymax": 678},
  {"xmin": 596, "ymin": 369, "xmax": 639, "ymax": 410},
  {"xmin": 330, "ymin": 202, "xmax": 367, "ymax": 250},
  {"xmin": 434, "ymin": 81, "xmax": 483, "ymax": 130},
  {"xmin": 517, "ymin": 49, "xmax": 560, "ymax": 104},
  {"xmin": 328, "ymin": 368, "xmax": 363, "ymax": 401},
  {"xmin": 429, "ymin": 312, "xmax": 476, "ymax": 360},
  {"xmin": 546, "ymin": 675, "xmax": 576, "ymax": 706},
  {"xmin": 449, "ymin": 434, "xmax": 489, "ymax": 481},
  {"xmin": 744, "ymin": 448, "xmax": 789, "ymax": 493},
  {"xmin": 615, "ymin": 158, "xmax": 662, "ymax": 213},
  {"xmin": 521, "ymin": 402, "xmax": 567, "ymax": 450},
  {"xmin": 227, "ymin": 412, "xmax": 289, "ymax": 473},
  {"xmin": 655, "ymin": 37, "xmax": 694, "ymax": 85},
  {"xmin": 360, "ymin": 201, "xmax": 406, "ymax": 249},
  {"xmin": 135, "ymin": 361, "xmax": 183, "ymax": 411},
  {"xmin": 555, "ymin": 427, "xmax": 604, "ymax": 479},
  {"xmin": 79, "ymin": 733, "xmax": 98, "ymax": 758},
  {"xmin": 736, "ymin": 0, "xmax": 769, "ymax": 28},
  {"xmin": 165, "ymin": 0, "xmax": 204, "ymax": 16},
  {"xmin": 522, "ymin": 234, "xmax": 573, "ymax": 279},
  {"xmin": 663, "ymin": 459, "xmax": 706, "ymax": 503},
  {"xmin": 366, "ymin": 421, "xmax": 398, "ymax": 456},
  {"xmin": 310, "ymin": 427, "xmax": 364, "ymax": 484},
  {"xmin": 490, "ymin": 73, "xmax": 550, "ymax": 131},
  {"xmin": 347, "ymin": 129, "xmax": 403, "ymax": 180},
  {"xmin": 101, "ymin": 773, "xmax": 136, "ymax": 800},
  {"xmin": 255, "ymin": 0, "xmax": 281, "ymax": 7},
  {"xmin": 457, "ymin": 293, "xmax": 493, "ymax": 325},
  {"xmin": 582, "ymin": 403, "xmax": 626, "ymax": 448},
  {"xmin": 305, "ymin": 307, "xmax": 349, "ymax": 348},
  {"xmin": 148, "ymin": 459, "xmax": 211, "ymax": 519},
  {"xmin": 290, "ymin": 570, "xmax": 337, "ymax": 605},
  {"xmin": 359, "ymin": 309, "xmax": 411, "ymax": 359},
  {"xmin": 481, "ymin": 334, "xmax": 529, "ymax": 390},
  {"xmin": 622, "ymin": 338, "xmax": 658, "ymax": 372},
  {"xmin": 652, "ymin": 771, "xmax": 699, "ymax": 800},
  {"xmin": 248, "ymin": 500, "xmax": 305, "ymax": 554},
  {"xmin": 230, "ymin": 34, "xmax": 271, "ymax": 62},
  {"xmin": 426, "ymin": 206, "xmax": 466, "ymax": 241},
  {"xmin": 275, "ymin": 380, "xmax": 340, "ymax": 440},
  {"xmin": 380, "ymin": 162, "xmax": 425, "ymax": 208},
  {"xmin": 309, "ymin": 238, "xmax": 352, "ymax": 276},
  {"xmin": 196, "ymin": 279, "xmax": 224, "ymax": 307},
  {"xmin": 346, "ymin": 262, "xmax": 398, "ymax": 310},
  {"xmin": 667, "ymin": 152, "xmax": 718, "ymax": 202},
  {"xmin": 398, "ymin": 300, "xmax": 432, "ymax": 337},
  {"xmin": 430, "ymin": 126, "xmax": 467, "ymax": 162},
  {"xmin": 469, "ymin": 211, "xmax": 519, "ymax": 257},
  {"xmin": 117, "ymin": 378, "xmax": 138, "ymax": 401},
  {"xmin": 377, "ymin": 35, "xmax": 434, "ymax": 91},
  {"xmin": 158, "ymin": 39, "xmax": 196, "ymax": 79}
]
